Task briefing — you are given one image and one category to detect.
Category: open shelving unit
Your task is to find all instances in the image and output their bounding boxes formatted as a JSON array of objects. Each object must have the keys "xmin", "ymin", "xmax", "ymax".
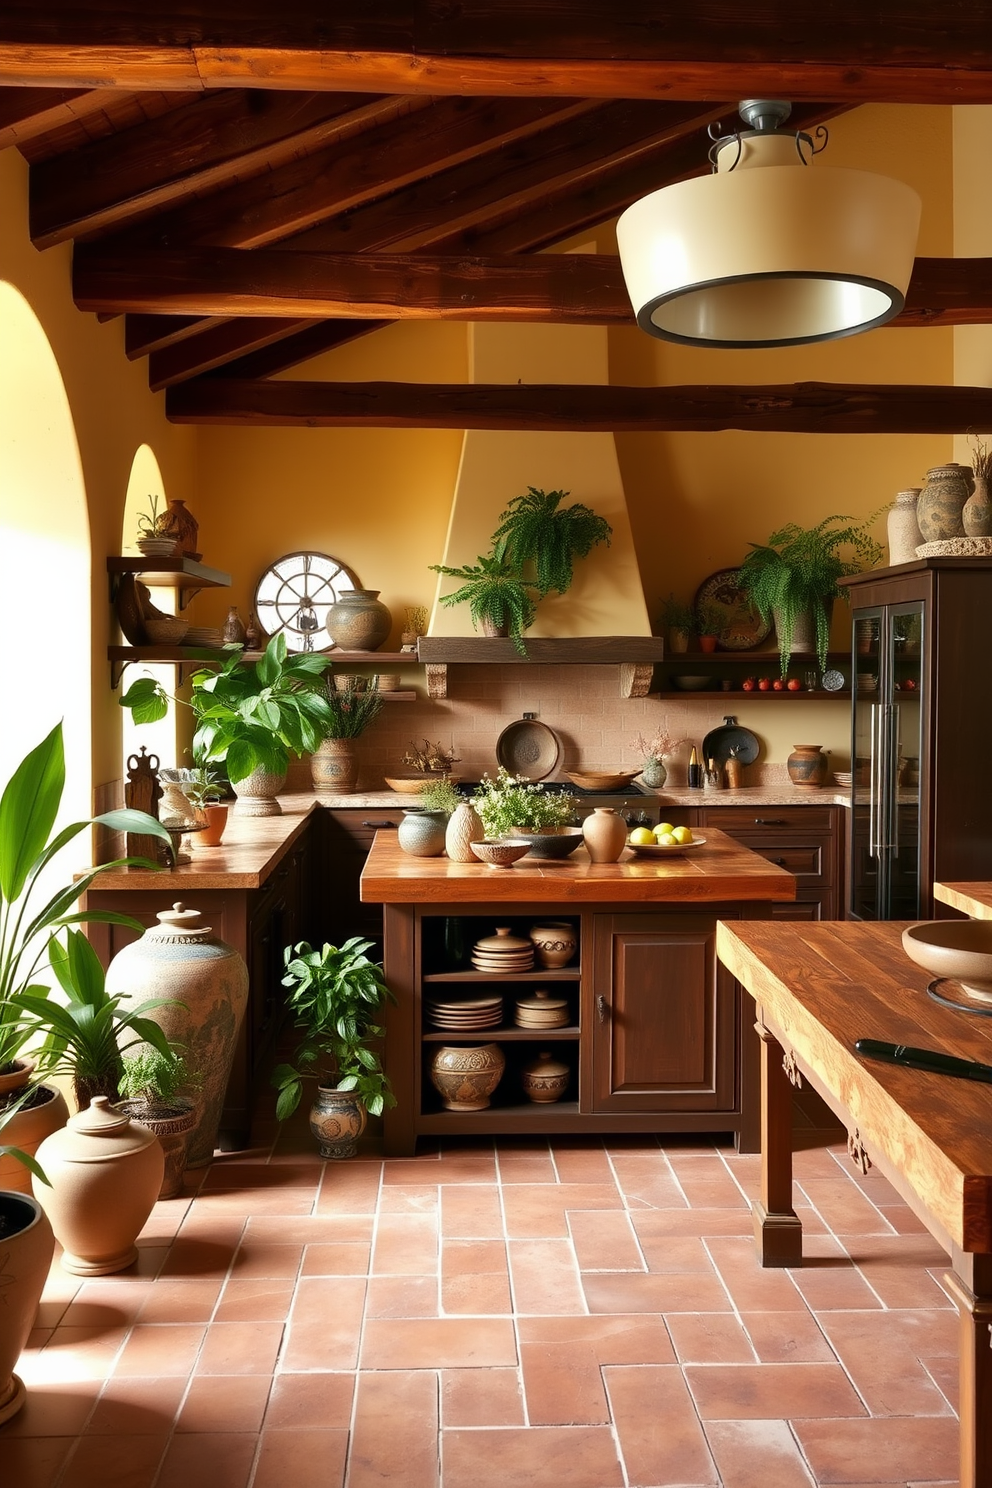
[{"xmin": 656, "ymin": 650, "xmax": 853, "ymax": 700}]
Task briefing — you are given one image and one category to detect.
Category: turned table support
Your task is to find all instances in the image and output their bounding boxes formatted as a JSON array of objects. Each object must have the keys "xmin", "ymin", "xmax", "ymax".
[{"xmin": 753, "ymin": 1019, "xmax": 803, "ymax": 1267}]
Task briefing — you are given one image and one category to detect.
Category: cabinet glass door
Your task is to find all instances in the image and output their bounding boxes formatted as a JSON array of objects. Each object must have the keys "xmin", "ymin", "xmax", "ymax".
[
  {"xmin": 888, "ymin": 602, "xmax": 924, "ymax": 920},
  {"xmin": 850, "ymin": 608, "xmax": 883, "ymax": 919}
]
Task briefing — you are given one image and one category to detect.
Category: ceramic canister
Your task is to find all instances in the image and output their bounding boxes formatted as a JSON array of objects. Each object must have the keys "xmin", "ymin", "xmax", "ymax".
[
  {"xmin": 886, "ymin": 489, "xmax": 922, "ymax": 565},
  {"xmin": 444, "ymin": 800, "xmax": 485, "ymax": 862},
  {"xmin": 581, "ymin": 807, "xmax": 628, "ymax": 863},
  {"xmin": 105, "ymin": 903, "xmax": 249, "ymax": 1168},
  {"xmin": 33, "ymin": 1097, "xmax": 164, "ymax": 1275},
  {"xmin": 787, "ymin": 744, "xmax": 829, "ymax": 789},
  {"xmin": 916, "ymin": 463, "xmax": 971, "ymax": 543},
  {"xmin": 519, "ymin": 1051, "xmax": 570, "ymax": 1104},
  {"xmin": 325, "ymin": 589, "xmax": 392, "ymax": 651},
  {"xmin": 398, "ymin": 808, "xmax": 447, "ymax": 857},
  {"xmin": 430, "ymin": 1044, "xmax": 505, "ymax": 1110}
]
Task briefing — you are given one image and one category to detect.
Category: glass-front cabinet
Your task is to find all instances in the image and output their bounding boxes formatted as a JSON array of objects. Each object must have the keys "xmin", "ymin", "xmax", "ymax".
[{"xmin": 843, "ymin": 559, "xmax": 992, "ymax": 921}]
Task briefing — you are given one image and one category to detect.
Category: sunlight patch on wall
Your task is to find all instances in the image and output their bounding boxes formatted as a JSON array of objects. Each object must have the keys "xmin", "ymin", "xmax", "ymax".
[{"xmin": 120, "ymin": 443, "xmax": 177, "ymax": 772}]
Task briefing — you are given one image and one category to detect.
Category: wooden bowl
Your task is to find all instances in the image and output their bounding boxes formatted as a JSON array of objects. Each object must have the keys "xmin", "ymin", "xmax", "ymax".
[
  {"xmin": 470, "ymin": 839, "xmax": 531, "ymax": 869},
  {"xmin": 902, "ymin": 920, "xmax": 992, "ymax": 1001},
  {"xmin": 566, "ymin": 770, "xmax": 639, "ymax": 792},
  {"xmin": 385, "ymin": 776, "xmax": 460, "ymax": 794}
]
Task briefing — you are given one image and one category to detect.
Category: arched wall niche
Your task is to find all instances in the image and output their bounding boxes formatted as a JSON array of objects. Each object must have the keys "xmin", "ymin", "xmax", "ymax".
[{"xmin": 119, "ymin": 444, "xmax": 178, "ymax": 773}]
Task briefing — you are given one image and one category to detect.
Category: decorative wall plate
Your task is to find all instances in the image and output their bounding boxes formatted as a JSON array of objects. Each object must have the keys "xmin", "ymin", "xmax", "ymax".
[
  {"xmin": 821, "ymin": 669, "xmax": 846, "ymax": 691},
  {"xmin": 693, "ymin": 569, "xmax": 771, "ymax": 650},
  {"xmin": 253, "ymin": 551, "xmax": 358, "ymax": 652}
]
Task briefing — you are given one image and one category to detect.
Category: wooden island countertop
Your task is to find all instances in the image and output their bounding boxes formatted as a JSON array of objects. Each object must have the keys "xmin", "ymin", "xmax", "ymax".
[
  {"xmin": 934, "ymin": 881, "xmax": 992, "ymax": 919},
  {"xmin": 360, "ymin": 827, "xmax": 796, "ymax": 905}
]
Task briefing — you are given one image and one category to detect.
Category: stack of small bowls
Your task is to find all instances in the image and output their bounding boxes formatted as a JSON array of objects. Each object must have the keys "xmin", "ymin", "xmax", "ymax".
[
  {"xmin": 514, "ymin": 989, "xmax": 570, "ymax": 1030},
  {"xmin": 471, "ymin": 927, "xmax": 534, "ymax": 973}
]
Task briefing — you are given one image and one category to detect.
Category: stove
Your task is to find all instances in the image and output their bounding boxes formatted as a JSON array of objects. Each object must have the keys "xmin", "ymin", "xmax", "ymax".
[{"xmin": 457, "ymin": 780, "xmax": 660, "ymax": 828}]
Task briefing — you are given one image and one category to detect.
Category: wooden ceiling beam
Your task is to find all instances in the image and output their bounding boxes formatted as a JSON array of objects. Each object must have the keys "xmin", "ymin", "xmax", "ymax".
[
  {"xmin": 0, "ymin": 5, "xmax": 991, "ymax": 102},
  {"xmin": 148, "ymin": 316, "xmax": 316, "ymax": 389},
  {"xmin": 0, "ymin": 86, "xmax": 122, "ymax": 149},
  {"xmin": 29, "ymin": 91, "xmax": 404, "ymax": 248},
  {"xmin": 75, "ymin": 246, "xmax": 992, "ymax": 329},
  {"xmin": 165, "ymin": 378, "xmax": 992, "ymax": 434}
]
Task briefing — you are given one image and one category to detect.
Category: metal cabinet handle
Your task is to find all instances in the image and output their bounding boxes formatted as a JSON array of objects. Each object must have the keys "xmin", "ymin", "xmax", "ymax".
[
  {"xmin": 753, "ymin": 818, "xmax": 786, "ymax": 825},
  {"xmin": 868, "ymin": 703, "xmax": 880, "ymax": 858},
  {"xmin": 773, "ymin": 857, "xmax": 786, "ymax": 866},
  {"xmin": 362, "ymin": 819, "xmax": 398, "ymax": 828},
  {"xmin": 596, "ymin": 995, "xmax": 608, "ymax": 1023}
]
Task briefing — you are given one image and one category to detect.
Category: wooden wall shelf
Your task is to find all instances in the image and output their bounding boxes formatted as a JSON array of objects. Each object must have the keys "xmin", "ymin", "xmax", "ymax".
[
  {"xmin": 416, "ymin": 635, "xmax": 665, "ymax": 699},
  {"xmin": 108, "ymin": 555, "xmax": 231, "ymax": 611}
]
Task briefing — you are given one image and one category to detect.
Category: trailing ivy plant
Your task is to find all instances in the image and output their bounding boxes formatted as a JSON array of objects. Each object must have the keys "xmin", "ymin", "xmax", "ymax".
[
  {"xmin": 428, "ymin": 551, "xmax": 538, "ymax": 656},
  {"xmin": 490, "ymin": 487, "xmax": 613, "ymax": 597}
]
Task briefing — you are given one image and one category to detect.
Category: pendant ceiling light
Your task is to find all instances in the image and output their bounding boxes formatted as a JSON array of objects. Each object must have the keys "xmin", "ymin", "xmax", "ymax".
[{"xmin": 616, "ymin": 100, "xmax": 922, "ymax": 349}]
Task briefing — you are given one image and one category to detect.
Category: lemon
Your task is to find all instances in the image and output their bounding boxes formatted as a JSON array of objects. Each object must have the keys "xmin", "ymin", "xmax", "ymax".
[
  {"xmin": 672, "ymin": 826, "xmax": 694, "ymax": 844},
  {"xmin": 654, "ymin": 822, "xmax": 675, "ymax": 839},
  {"xmin": 629, "ymin": 827, "xmax": 655, "ymax": 846},
  {"xmin": 656, "ymin": 832, "xmax": 677, "ymax": 846}
]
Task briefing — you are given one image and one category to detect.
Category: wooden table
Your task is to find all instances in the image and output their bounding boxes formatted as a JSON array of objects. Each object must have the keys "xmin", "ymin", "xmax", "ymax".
[
  {"xmin": 716, "ymin": 919, "xmax": 992, "ymax": 1488},
  {"xmin": 935, "ymin": 881, "xmax": 992, "ymax": 919}
]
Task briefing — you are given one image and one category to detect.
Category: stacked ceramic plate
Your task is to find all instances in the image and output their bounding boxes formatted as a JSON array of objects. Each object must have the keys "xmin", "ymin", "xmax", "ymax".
[
  {"xmin": 471, "ymin": 926, "xmax": 534, "ymax": 974},
  {"xmin": 183, "ymin": 626, "xmax": 226, "ymax": 646},
  {"xmin": 428, "ymin": 995, "xmax": 504, "ymax": 1032},
  {"xmin": 515, "ymin": 989, "xmax": 571, "ymax": 1029},
  {"xmin": 832, "ymin": 770, "xmax": 853, "ymax": 788}
]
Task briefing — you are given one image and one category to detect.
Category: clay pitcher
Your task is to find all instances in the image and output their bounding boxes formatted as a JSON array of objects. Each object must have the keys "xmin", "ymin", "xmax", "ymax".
[{"xmin": 582, "ymin": 807, "xmax": 628, "ymax": 863}]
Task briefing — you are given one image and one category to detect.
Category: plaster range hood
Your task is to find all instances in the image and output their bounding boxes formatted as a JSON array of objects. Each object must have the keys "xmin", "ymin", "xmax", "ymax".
[{"xmin": 425, "ymin": 303, "xmax": 661, "ymax": 699}]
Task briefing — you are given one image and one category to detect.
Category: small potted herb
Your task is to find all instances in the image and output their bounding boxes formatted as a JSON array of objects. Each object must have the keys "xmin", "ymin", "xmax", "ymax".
[
  {"xmin": 471, "ymin": 768, "xmax": 577, "ymax": 838},
  {"xmin": 429, "ymin": 551, "xmax": 538, "ymax": 655},
  {"xmin": 695, "ymin": 600, "xmax": 725, "ymax": 653},
  {"xmin": 311, "ymin": 685, "xmax": 384, "ymax": 795},
  {"xmin": 659, "ymin": 595, "xmax": 695, "ymax": 654}
]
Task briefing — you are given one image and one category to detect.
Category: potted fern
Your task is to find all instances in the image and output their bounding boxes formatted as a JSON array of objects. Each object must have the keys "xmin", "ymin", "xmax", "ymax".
[
  {"xmin": 491, "ymin": 487, "xmax": 613, "ymax": 597},
  {"xmin": 736, "ymin": 514, "xmax": 883, "ymax": 675},
  {"xmin": 117, "ymin": 1049, "xmax": 198, "ymax": 1200},
  {"xmin": 428, "ymin": 551, "xmax": 538, "ymax": 655}
]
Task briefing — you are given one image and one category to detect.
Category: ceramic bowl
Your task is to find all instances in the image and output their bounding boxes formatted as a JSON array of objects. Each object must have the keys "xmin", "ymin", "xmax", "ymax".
[
  {"xmin": 566, "ymin": 770, "xmax": 640, "ymax": 791},
  {"xmin": 626, "ymin": 836, "xmax": 708, "ymax": 856},
  {"xmin": 384, "ymin": 775, "xmax": 461, "ymax": 794},
  {"xmin": 506, "ymin": 826, "xmax": 584, "ymax": 860},
  {"xmin": 671, "ymin": 675, "xmax": 712, "ymax": 691},
  {"xmin": 902, "ymin": 920, "xmax": 992, "ymax": 1000},
  {"xmin": 470, "ymin": 839, "xmax": 531, "ymax": 869}
]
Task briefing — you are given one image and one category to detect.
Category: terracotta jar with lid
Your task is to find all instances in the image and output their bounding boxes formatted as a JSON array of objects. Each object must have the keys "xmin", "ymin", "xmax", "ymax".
[{"xmin": 520, "ymin": 1051, "xmax": 570, "ymax": 1104}]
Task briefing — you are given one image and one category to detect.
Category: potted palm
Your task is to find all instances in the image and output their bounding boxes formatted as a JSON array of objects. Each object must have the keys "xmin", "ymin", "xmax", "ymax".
[
  {"xmin": 310, "ymin": 684, "xmax": 384, "ymax": 794},
  {"xmin": 428, "ymin": 551, "xmax": 538, "ymax": 655},
  {"xmin": 272, "ymin": 938, "xmax": 395, "ymax": 1159},
  {"xmin": 736, "ymin": 513, "xmax": 883, "ymax": 675}
]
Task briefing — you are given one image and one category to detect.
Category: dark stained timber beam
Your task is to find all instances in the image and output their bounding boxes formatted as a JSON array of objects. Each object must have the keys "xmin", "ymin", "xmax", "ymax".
[
  {"xmin": 1, "ymin": 5, "xmax": 992, "ymax": 103},
  {"xmin": 75, "ymin": 246, "xmax": 992, "ymax": 329},
  {"xmin": 165, "ymin": 380, "xmax": 992, "ymax": 434}
]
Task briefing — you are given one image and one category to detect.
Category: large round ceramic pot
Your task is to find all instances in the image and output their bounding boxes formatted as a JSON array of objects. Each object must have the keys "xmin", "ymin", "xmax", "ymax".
[
  {"xmin": 309, "ymin": 1086, "xmax": 367, "ymax": 1160},
  {"xmin": 155, "ymin": 496, "xmax": 200, "ymax": 559},
  {"xmin": 116, "ymin": 1098, "xmax": 197, "ymax": 1200},
  {"xmin": 311, "ymin": 738, "xmax": 359, "ymax": 794},
  {"xmin": 787, "ymin": 744, "xmax": 829, "ymax": 789},
  {"xmin": 397, "ymin": 808, "xmax": 447, "ymax": 857},
  {"xmin": 105, "ymin": 902, "xmax": 249, "ymax": 1168},
  {"xmin": 0, "ymin": 1191, "xmax": 55, "ymax": 1425},
  {"xmin": 444, "ymin": 801, "xmax": 484, "ymax": 862},
  {"xmin": 0, "ymin": 1084, "xmax": 69, "ymax": 1195},
  {"xmin": 917, "ymin": 463, "xmax": 970, "ymax": 543},
  {"xmin": 430, "ymin": 1044, "xmax": 505, "ymax": 1111},
  {"xmin": 34, "ymin": 1097, "xmax": 164, "ymax": 1276},
  {"xmin": 325, "ymin": 589, "xmax": 392, "ymax": 652},
  {"xmin": 581, "ymin": 808, "xmax": 627, "ymax": 863},
  {"xmin": 231, "ymin": 764, "xmax": 286, "ymax": 817}
]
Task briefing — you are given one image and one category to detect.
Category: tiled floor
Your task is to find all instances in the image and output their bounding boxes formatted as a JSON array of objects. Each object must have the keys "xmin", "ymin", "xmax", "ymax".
[{"xmin": 7, "ymin": 1108, "xmax": 959, "ymax": 1488}]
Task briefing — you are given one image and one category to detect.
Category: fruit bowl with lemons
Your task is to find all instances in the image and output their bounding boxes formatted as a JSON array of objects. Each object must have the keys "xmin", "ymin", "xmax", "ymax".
[{"xmin": 626, "ymin": 821, "xmax": 707, "ymax": 856}]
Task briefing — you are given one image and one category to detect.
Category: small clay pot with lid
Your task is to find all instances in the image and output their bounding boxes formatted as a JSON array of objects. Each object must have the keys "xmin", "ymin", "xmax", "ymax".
[
  {"xmin": 520, "ymin": 1051, "xmax": 570, "ymax": 1104},
  {"xmin": 33, "ymin": 1097, "xmax": 164, "ymax": 1275},
  {"xmin": 528, "ymin": 922, "xmax": 577, "ymax": 968}
]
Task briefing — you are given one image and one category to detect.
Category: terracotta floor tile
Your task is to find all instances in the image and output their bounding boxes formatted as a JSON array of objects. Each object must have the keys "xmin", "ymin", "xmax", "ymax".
[
  {"xmin": 740, "ymin": 1310, "xmax": 835, "ymax": 1364},
  {"xmin": 134, "ymin": 1277, "xmax": 224, "ymax": 1323},
  {"xmin": 628, "ymin": 1204, "xmax": 752, "ymax": 1236},
  {"xmin": 262, "ymin": 1370, "xmax": 355, "ymax": 1429},
  {"xmin": 440, "ymin": 1367, "xmax": 525, "ymax": 1427},
  {"xmin": 201, "ymin": 1160, "xmax": 317, "ymax": 1190},
  {"xmin": 794, "ymin": 1417, "xmax": 959, "ymax": 1484},
  {"xmin": 214, "ymin": 1278, "xmax": 296, "ymax": 1321},
  {"xmin": 705, "ymin": 1236, "xmax": 804, "ymax": 1311},
  {"xmin": 666, "ymin": 1310, "xmax": 757, "ymax": 1363},
  {"xmin": 128, "ymin": 1245, "xmax": 170, "ymax": 1277},
  {"xmin": 440, "ymin": 1183, "xmax": 504, "ymax": 1238},
  {"xmin": 229, "ymin": 1241, "xmax": 303, "ymax": 1279},
  {"xmin": 442, "ymin": 1426, "xmax": 623, "ymax": 1488},
  {"xmin": 61, "ymin": 1279, "xmax": 154, "ymax": 1328},
  {"xmin": 193, "ymin": 1319, "xmax": 284, "ymax": 1375},
  {"xmin": 634, "ymin": 1228, "xmax": 720, "ymax": 1275},
  {"xmin": 922, "ymin": 1352, "xmax": 958, "ymax": 1411},
  {"xmin": 252, "ymin": 1427, "xmax": 349, "ymax": 1488},
  {"xmin": 300, "ymin": 1241, "xmax": 371, "ymax": 1275},
  {"xmin": 159, "ymin": 1235, "xmax": 240, "ymax": 1278},
  {"xmin": 175, "ymin": 1373, "xmax": 272, "ymax": 1433},
  {"xmin": 507, "ymin": 1238, "xmax": 586, "ymax": 1314},
  {"xmin": 552, "ymin": 1144, "xmax": 617, "ymax": 1185},
  {"xmin": 605, "ymin": 1363, "xmax": 718, "ymax": 1486},
  {"xmin": 22, "ymin": 1325, "xmax": 130, "ymax": 1385},
  {"xmin": 245, "ymin": 1212, "xmax": 374, "ymax": 1243},
  {"xmin": 797, "ymin": 1176, "xmax": 894, "ymax": 1235},
  {"xmin": 378, "ymin": 1183, "xmax": 439, "ymax": 1214},
  {"xmin": 0, "ymin": 1435, "xmax": 74, "ymax": 1486},
  {"xmin": 608, "ymin": 1150, "xmax": 687, "ymax": 1209},
  {"xmin": 517, "ymin": 1313, "xmax": 676, "ymax": 1365},
  {"xmin": 189, "ymin": 1187, "xmax": 315, "ymax": 1217},
  {"xmin": 501, "ymin": 1185, "xmax": 570, "ymax": 1238},
  {"xmin": 443, "ymin": 1270, "xmax": 512, "ymax": 1314},
  {"xmin": 316, "ymin": 1159, "xmax": 382, "ymax": 1213},
  {"xmin": 817, "ymin": 1310, "xmax": 957, "ymax": 1416},
  {"xmin": 154, "ymin": 1432, "xmax": 259, "ymax": 1488},
  {"xmin": 436, "ymin": 1147, "xmax": 499, "ymax": 1183},
  {"xmin": 1, "ymin": 1382, "xmax": 97, "ymax": 1438},
  {"xmin": 665, "ymin": 1155, "xmax": 750, "ymax": 1210},
  {"xmin": 371, "ymin": 1211, "xmax": 438, "ymax": 1274},
  {"xmin": 705, "ymin": 1417, "xmax": 823, "ymax": 1488},
  {"xmin": 59, "ymin": 1432, "xmax": 166, "ymax": 1488},
  {"xmin": 111, "ymin": 1323, "xmax": 206, "ymax": 1378},
  {"xmin": 788, "ymin": 1257, "xmax": 888, "ymax": 1312},
  {"xmin": 494, "ymin": 1144, "xmax": 558, "ymax": 1184},
  {"xmin": 519, "ymin": 1340, "xmax": 609, "ymax": 1424},
  {"xmin": 83, "ymin": 1376, "xmax": 186, "ymax": 1435},
  {"xmin": 281, "ymin": 1277, "xmax": 367, "ymax": 1370},
  {"xmin": 686, "ymin": 1361, "xmax": 867, "ymax": 1420},
  {"xmin": 349, "ymin": 1370, "xmax": 439, "ymax": 1488},
  {"xmin": 568, "ymin": 1208, "xmax": 644, "ymax": 1271},
  {"xmin": 844, "ymin": 1233, "xmax": 954, "ymax": 1308},
  {"xmin": 365, "ymin": 1273, "xmax": 439, "ymax": 1318},
  {"xmin": 380, "ymin": 1156, "xmax": 442, "ymax": 1184},
  {"xmin": 583, "ymin": 1268, "xmax": 732, "ymax": 1314},
  {"xmin": 360, "ymin": 1315, "xmax": 516, "ymax": 1368}
]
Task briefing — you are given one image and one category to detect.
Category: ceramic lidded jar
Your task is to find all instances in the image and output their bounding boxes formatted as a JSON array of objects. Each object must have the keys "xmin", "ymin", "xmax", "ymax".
[
  {"xmin": 528, "ymin": 922, "xmax": 577, "ymax": 969},
  {"xmin": 916, "ymin": 464, "xmax": 971, "ymax": 543},
  {"xmin": 325, "ymin": 589, "xmax": 392, "ymax": 652},
  {"xmin": 105, "ymin": 902, "xmax": 249, "ymax": 1168},
  {"xmin": 582, "ymin": 807, "xmax": 628, "ymax": 863},
  {"xmin": 886, "ymin": 488, "xmax": 923, "ymax": 565},
  {"xmin": 33, "ymin": 1097, "xmax": 164, "ymax": 1275},
  {"xmin": 787, "ymin": 744, "xmax": 829, "ymax": 789},
  {"xmin": 398, "ymin": 808, "xmax": 447, "ymax": 857},
  {"xmin": 520, "ymin": 1051, "xmax": 570, "ymax": 1105},
  {"xmin": 445, "ymin": 800, "xmax": 485, "ymax": 862}
]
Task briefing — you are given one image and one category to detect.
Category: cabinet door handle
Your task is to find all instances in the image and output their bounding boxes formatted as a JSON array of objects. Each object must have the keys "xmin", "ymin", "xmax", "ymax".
[
  {"xmin": 753, "ymin": 818, "xmax": 786, "ymax": 825},
  {"xmin": 773, "ymin": 857, "xmax": 786, "ymax": 865},
  {"xmin": 596, "ymin": 995, "xmax": 608, "ymax": 1023},
  {"xmin": 362, "ymin": 819, "xmax": 398, "ymax": 828}
]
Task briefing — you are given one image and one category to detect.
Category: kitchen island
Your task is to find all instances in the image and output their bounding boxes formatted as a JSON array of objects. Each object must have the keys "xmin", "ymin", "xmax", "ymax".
[{"xmin": 361, "ymin": 828, "xmax": 795, "ymax": 1156}]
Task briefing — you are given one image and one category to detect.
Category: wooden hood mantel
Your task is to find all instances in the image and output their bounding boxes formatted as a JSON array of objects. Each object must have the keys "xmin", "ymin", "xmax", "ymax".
[{"xmin": 415, "ymin": 635, "xmax": 665, "ymax": 699}]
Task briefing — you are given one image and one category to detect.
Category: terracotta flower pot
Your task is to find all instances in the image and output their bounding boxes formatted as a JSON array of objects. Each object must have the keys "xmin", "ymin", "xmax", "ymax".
[
  {"xmin": 196, "ymin": 803, "xmax": 229, "ymax": 846},
  {"xmin": 0, "ymin": 1083, "xmax": 69, "ymax": 1195},
  {"xmin": 0, "ymin": 1191, "xmax": 55, "ymax": 1425}
]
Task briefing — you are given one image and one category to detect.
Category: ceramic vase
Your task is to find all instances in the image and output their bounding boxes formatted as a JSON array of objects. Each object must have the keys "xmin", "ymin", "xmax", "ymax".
[
  {"xmin": 528, "ymin": 921, "xmax": 578, "ymax": 969},
  {"xmin": 311, "ymin": 738, "xmax": 359, "ymax": 794},
  {"xmin": 33, "ymin": 1097, "xmax": 164, "ymax": 1275},
  {"xmin": 197, "ymin": 803, "xmax": 229, "ymax": 846},
  {"xmin": 430, "ymin": 1044, "xmax": 505, "ymax": 1111},
  {"xmin": 582, "ymin": 807, "xmax": 627, "ymax": 863},
  {"xmin": 640, "ymin": 757, "xmax": 667, "ymax": 788},
  {"xmin": 231, "ymin": 765, "xmax": 286, "ymax": 817},
  {"xmin": 0, "ymin": 1084, "xmax": 69, "ymax": 1194},
  {"xmin": 963, "ymin": 475, "xmax": 992, "ymax": 538},
  {"xmin": 0, "ymin": 1191, "xmax": 55, "ymax": 1424},
  {"xmin": 444, "ymin": 801, "xmax": 485, "ymax": 862},
  {"xmin": 787, "ymin": 744, "xmax": 829, "ymax": 789},
  {"xmin": 155, "ymin": 497, "xmax": 200, "ymax": 559},
  {"xmin": 116, "ymin": 1099, "xmax": 197, "ymax": 1200},
  {"xmin": 105, "ymin": 902, "xmax": 250, "ymax": 1168},
  {"xmin": 398, "ymin": 808, "xmax": 447, "ymax": 857},
  {"xmin": 887, "ymin": 488, "xmax": 923, "ymax": 565},
  {"xmin": 520, "ymin": 1051, "xmax": 570, "ymax": 1104},
  {"xmin": 309, "ymin": 1086, "xmax": 367, "ymax": 1160},
  {"xmin": 222, "ymin": 605, "xmax": 247, "ymax": 644},
  {"xmin": 325, "ymin": 589, "xmax": 391, "ymax": 651},
  {"xmin": 916, "ymin": 463, "xmax": 970, "ymax": 543}
]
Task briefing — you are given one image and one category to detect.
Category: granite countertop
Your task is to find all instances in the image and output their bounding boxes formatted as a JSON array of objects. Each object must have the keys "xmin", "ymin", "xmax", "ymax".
[{"xmin": 310, "ymin": 784, "xmax": 852, "ymax": 809}]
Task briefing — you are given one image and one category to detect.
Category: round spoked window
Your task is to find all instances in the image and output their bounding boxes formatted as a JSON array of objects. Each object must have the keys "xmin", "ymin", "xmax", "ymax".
[{"xmin": 253, "ymin": 551, "xmax": 358, "ymax": 652}]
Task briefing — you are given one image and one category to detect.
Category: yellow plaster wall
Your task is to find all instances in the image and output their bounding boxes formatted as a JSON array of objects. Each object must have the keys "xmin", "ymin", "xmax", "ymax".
[{"xmin": 953, "ymin": 107, "xmax": 992, "ymax": 468}]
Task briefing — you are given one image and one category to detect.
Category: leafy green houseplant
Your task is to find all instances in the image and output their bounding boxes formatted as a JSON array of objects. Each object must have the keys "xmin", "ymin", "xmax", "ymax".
[
  {"xmin": 736, "ymin": 514, "xmax": 883, "ymax": 674},
  {"xmin": 471, "ymin": 769, "xmax": 577, "ymax": 838},
  {"xmin": 491, "ymin": 487, "xmax": 613, "ymax": 597},
  {"xmin": 429, "ymin": 551, "xmax": 538, "ymax": 656},
  {"xmin": 659, "ymin": 595, "xmax": 695, "ymax": 653},
  {"xmin": 419, "ymin": 778, "xmax": 462, "ymax": 814},
  {"xmin": 117, "ymin": 1049, "xmax": 199, "ymax": 1199},
  {"xmin": 272, "ymin": 939, "xmax": 395, "ymax": 1159}
]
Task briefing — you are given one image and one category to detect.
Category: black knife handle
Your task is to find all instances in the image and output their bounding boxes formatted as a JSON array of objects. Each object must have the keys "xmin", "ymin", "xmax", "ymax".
[{"xmin": 855, "ymin": 1038, "xmax": 992, "ymax": 1084}]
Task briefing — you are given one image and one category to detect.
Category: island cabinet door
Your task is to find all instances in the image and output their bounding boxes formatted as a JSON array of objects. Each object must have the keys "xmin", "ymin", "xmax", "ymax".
[{"xmin": 587, "ymin": 914, "xmax": 736, "ymax": 1113}]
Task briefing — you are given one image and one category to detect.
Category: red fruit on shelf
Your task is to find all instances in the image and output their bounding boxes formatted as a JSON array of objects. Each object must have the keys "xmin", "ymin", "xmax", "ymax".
[
  {"xmin": 772, "ymin": 679, "xmax": 786, "ymax": 691},
  {"xmin": 758, "ymin": 678, "xmax": 772, "ymax": 691},
  {"xmin": 742, "ymin": 678, "xmax": 756, "ymax": 691},
  {"xmin": 787, "ymin": 678, "xmax": 802, "ymax": 691}
]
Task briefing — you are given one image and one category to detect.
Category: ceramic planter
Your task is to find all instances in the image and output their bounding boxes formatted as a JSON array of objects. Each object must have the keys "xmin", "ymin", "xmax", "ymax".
[
  {"xmin": 0, "ymin": 1191, "xmax": 55, "ymax": 1424},
  {"xmin": 196, "ymin": 803, "xmax": 229, "ymax": 846},
  {"xmin": 398, "ymin": 808, "xmax": 447, "ymax": 857},
  {"xmin": 0, "ymin": 1084, "xmax": 69, "ymax": 1195},
  {"xmin": 232, "ymin": 765, "xmax": 287, "ymax": 817},
  {"xmin": 117, "ymin": 1098, "xmax": 197, "ymax": 1199},
  {"xmin": 309, "ymin": 1086, "xmax": 367, "ymax": 1160},
  {"xmin": 325, "ymin": 589, "xmax": 391, "ymax": 651},
  {"xmin": 311, "ymin": 737, "xmax": 359, "ymax": 794}
]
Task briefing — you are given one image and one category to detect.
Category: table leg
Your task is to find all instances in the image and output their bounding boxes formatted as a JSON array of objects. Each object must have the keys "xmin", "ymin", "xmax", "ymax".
[
  {"xmin": 944, "ymin": 1251, "xmax": 992, "ymax": 1488},
  {"xmin": 753, "ymin": 1021, "xmax": 803, "ymax": 1267}
]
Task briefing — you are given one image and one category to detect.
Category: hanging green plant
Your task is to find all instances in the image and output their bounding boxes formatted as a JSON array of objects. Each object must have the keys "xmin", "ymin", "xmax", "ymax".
[
  {"xmin": 428, "ymin": 551, "xmax": 538, "ymax": 656},
  {"xmin": 491, "ymin": 487, "xmax": 613, "ymax": 597}
]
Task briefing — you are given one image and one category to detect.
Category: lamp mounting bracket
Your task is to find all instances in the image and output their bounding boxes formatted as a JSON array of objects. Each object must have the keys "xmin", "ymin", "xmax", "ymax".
[{"xmin": 708, "ymin": 99, "xmax": 828, "ymax": 172}]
